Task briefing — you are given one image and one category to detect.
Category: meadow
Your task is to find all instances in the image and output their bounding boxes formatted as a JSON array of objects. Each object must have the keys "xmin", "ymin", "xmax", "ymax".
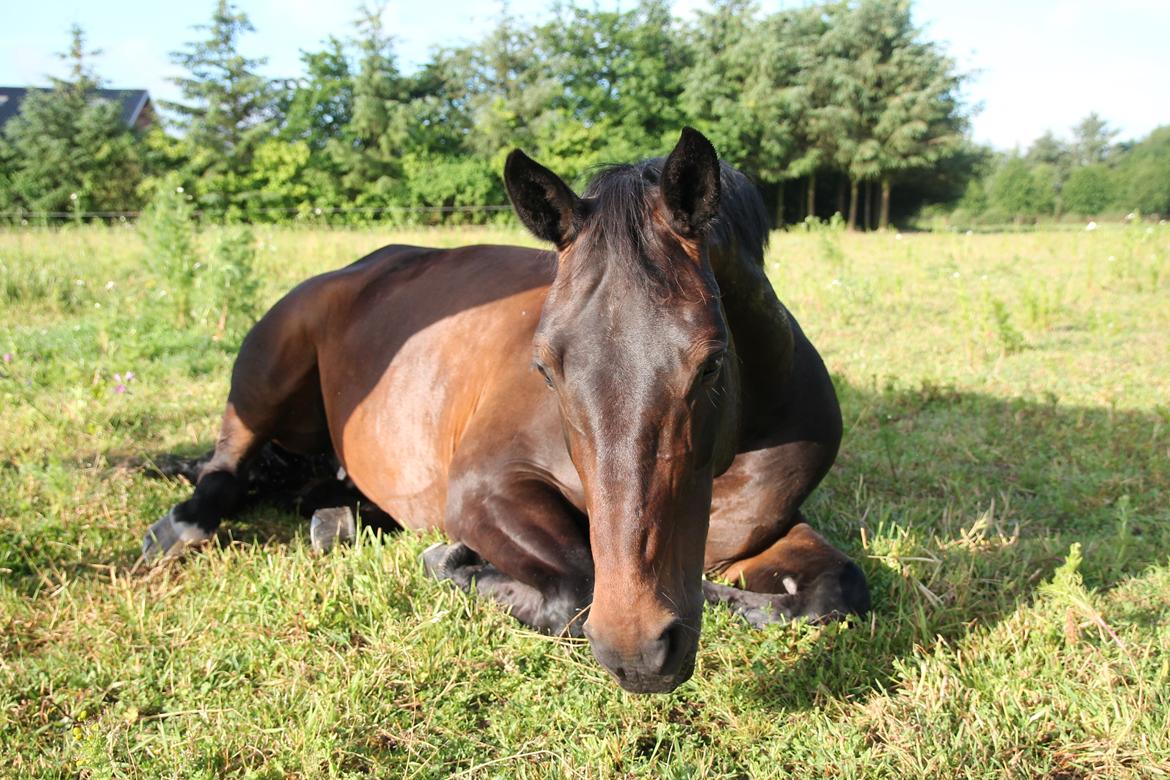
[{"xmin": 1, "ymin": 222, "xmax": 1168, "ymax": 778}]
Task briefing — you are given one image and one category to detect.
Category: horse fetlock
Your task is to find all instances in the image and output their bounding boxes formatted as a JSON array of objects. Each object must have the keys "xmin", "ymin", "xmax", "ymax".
[
  {"xmin": 309, "ymin": 506, "xmax": 356, "ymax": 553},
  {"xmin": 702, "ymin": 579, "xmax": 797, "ymax": 628},
  {"xmin": 141, "ymin": 509, "xmax": 213, "ymax": 562}
]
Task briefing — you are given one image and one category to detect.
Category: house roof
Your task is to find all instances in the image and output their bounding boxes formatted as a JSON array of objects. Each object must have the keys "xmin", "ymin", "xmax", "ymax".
[{"xmin": 0, "ymin": 87, "xmax": 153, "ymax": 129}]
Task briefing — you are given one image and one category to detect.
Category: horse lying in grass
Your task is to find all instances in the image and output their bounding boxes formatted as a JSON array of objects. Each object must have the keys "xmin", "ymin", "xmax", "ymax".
[{"xmin": 143, "ymin": 127, "xmax": 870, "ymax": 694}]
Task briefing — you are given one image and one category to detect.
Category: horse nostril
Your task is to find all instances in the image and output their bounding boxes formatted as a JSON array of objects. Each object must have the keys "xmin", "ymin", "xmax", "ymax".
[{"xmin": 654, "ymin": 620, "xmax": 691, "ymax": 677}]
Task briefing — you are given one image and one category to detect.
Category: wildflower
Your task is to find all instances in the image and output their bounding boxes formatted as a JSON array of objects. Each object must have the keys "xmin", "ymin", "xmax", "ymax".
[
  {"xmin": 1085, "ymin": 221, "xmax": 1098, "ymax": 231},
  {"xmin": 105, "ymin": 280, "xmax": 115, "ymax": 290},
  {"xmin": 114, "ymin": 373, "xmax": 121, "ymax": 382},
  {"xmin": 176, "ymin": 186, "xmax": 184, "ymax": 194},
  {"xmin": 1126, "ymin": 212, "xmax": 1137, "ymax": 221},
  {"xmin": 894, "ymin": 233, "xmax": 902, "ymax": 241},
  {"xmin": 69, "ymin": 192, "xmax": 78, "ymax": 202},
  {"xmin": 125, "ymin": 371, "xmax": 135, "ymax": 381},
  {"xmin": 115, "ymin": 383, "xmax": 127, "ymax": 394},
  {"xmin": 2, "ymin": 353, "xmax": 11, "ymax": 363}
]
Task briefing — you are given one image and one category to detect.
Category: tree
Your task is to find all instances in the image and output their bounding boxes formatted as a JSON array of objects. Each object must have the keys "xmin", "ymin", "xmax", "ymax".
[
  {"xmin": 0, "ymin": 25, "xmax": 143, "ymax": 214},
  {"xmin": 812, "ymin": 0, "xmax": 965, "ymax": 230},
  {"xmin": 1071, "ymin": 112, "xmax": 1117, "ymax": 167},
  {"xmin": 537, "ymin": 0, "xmax": 690, "ymax": 171},
  {"xmin": 277, "ymin": 38, "xmax": 354, "ymax": 153},
  {"xmin": 166, "ymin": 0, "xmax": 275, "ymax": 215},
  {"xmin": 683, "ymin": 2, "xmax": 824, "ymax": 224},
  {"xmin": 328, "ymin": 3, "xmax": 410, "ymax": 206},
  {"xmin": 1061, "ymin": 164, "xmax": 1113, "ymax": 215},
  {"xmin": 1111, "ymin": 126, "xmax": 1170, "ymax": 216},
  {"xmin": 988, "ymin": 155, "xmax": 1054, "ymax": 221},
  {"xmin": 1026, "ymin": 131, "xmax": 1072, "ymax": 214}
]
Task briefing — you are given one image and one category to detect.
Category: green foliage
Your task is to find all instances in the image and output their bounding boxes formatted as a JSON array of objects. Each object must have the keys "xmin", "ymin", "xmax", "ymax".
[
  {"xmin": 165, "ymin": 0, "xmax": 275, "ymax": 216},
  {"xmin": 1061, "ymin": 164, "xmax": 1114, "ymax": 215},
  {"xmin": 139, "ymin": 175, "xmax": 198, "ymax": 324},
  {"xmin": 206, "ymin": 225, "xmax": 260, "ymax": 338},
  {"xmin": 7, "ymin": 7, "xmax": 1170, "ymax": 229},
  {"xmin": 0, "ymin": 26, "xmax": 144, "ymax": 215},
  {"xmin": 987, "ymin": 156, "xmax": 1054, "ymax": 220},
  {"xmin": 1111, "ymin": 126, "xmax": 1170, "ymax": 216}
]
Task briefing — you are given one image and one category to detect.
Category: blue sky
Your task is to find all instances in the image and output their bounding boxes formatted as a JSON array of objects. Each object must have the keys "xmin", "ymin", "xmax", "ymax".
[{"xmin": 2, "ymin": 0, "xmax": 1168, "ymax": 150}]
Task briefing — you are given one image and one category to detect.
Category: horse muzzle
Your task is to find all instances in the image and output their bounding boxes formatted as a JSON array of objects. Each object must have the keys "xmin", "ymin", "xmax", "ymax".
[{"xmin": 583, "ymin": 615, "xmax": 699, "ymax": 693}]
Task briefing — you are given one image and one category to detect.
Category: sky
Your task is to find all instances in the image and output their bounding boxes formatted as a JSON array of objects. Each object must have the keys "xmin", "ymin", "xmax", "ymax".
[{"xmin": 2, "ymin": 0, "xmax": 1168, "ymax": 150}]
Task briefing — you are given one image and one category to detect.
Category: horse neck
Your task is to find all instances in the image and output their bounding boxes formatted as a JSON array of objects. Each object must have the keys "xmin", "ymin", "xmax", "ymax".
[{"xmin": 708, "ymin": 241, "xmax": 795, "ymax": 430}]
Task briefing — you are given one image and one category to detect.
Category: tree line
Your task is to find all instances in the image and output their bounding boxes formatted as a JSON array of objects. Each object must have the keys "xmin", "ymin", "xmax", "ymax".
[
  {"xmin": 0, "ymin": 0, "xmax": 1166, "ymax": 228},
  {"xmin": 954, "ymin": 115, "xmax": 1170, "ymax": 225}
]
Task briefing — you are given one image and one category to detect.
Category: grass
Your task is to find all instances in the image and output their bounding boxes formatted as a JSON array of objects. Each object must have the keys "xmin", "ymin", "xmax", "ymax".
[{"xmin": 1, "ymin": 221, "xmax": 1168, "ymax": 778}]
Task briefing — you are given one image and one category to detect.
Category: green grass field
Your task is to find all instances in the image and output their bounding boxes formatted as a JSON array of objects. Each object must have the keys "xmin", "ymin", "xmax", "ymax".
[{"xmin": 1, "ymin": 222, "xmax": 1168, "ymax": 778}]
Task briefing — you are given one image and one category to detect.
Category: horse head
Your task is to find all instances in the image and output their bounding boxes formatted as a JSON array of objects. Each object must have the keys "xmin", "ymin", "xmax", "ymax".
[{"xmin": 505, "ymin": 127, "xmax": 741, "ymax": 693}]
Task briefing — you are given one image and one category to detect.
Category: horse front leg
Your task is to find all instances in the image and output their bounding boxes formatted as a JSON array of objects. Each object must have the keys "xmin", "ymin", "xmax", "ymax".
[
  {"xmin": 426, "ymin": 475, "xmax": 593, "ymax": 637},
  {"xmin": 706, "ymin": 519, "xmax": 870, "ymax": 626},
  {"xmin": 704, "ymin": 440, "xmax": 870, "ymax": 625}
]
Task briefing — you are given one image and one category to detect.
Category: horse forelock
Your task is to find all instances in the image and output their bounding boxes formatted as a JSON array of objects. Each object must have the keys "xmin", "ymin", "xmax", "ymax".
[{"xmin": 562, "ymin": 158, "xmax": 771, "ymax": 299}]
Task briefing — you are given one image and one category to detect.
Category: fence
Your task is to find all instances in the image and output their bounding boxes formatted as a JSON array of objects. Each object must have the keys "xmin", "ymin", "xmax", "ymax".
[{"xmin": 0, "ymin": 203, "xmax": 516, "ymax": 227}]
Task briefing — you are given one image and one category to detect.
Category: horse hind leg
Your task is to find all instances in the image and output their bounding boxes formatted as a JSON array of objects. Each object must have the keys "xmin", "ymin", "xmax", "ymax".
[{"xmin": 141, "ymin": 403, "xmax": 264, "ymax": 561}]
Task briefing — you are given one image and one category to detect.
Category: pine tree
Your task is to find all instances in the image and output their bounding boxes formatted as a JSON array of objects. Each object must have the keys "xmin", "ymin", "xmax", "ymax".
[
  {"xmin": 329, "ymin": 3, "xmax": 409, "ymax": 205},
  {"xmin": 166, "ymin": 0, "xmax": 274, "ymax": 214},
  {"xmin": 0, "ymin": 25, "xmax": 143, "ymax": 214}
]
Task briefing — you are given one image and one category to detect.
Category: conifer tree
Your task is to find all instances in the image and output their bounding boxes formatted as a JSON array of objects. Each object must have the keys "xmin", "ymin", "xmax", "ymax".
[
  {"xmin": 167, "ymin": 0, "xmax": 274, "ymax": 214},
  {"xmin": 0, "ymin": 25, "xmax": 142, "ymax": 214}
]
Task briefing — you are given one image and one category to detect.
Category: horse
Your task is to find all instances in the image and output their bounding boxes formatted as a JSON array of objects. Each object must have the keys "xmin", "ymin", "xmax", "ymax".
[{"xmin": 142, "ymin": 127, "xmax": 870, "ymax": 694}]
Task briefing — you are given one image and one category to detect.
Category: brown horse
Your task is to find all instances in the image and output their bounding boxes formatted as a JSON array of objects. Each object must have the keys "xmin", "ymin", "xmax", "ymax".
[{"xmin": 143, "ymin": 128, "xmax": 869, "ymax": 694}]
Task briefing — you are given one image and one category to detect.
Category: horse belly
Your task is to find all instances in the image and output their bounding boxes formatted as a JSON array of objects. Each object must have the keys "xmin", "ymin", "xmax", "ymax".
[
  {"xmin": 323, "ymin": 287, "xmax": 548, "ymax": 533},
  {"xmin": 331, "ymin": 329, "xmax": 460, "ymax": 531}
]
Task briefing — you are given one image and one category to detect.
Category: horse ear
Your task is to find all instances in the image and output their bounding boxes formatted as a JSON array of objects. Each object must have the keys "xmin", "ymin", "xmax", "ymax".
[
  {"xmin": 660, "ymin": 127, "xmax": 721, "ymax": 237},
  {"xmin": 504, "ymin": 150, "xmax": 581, "ymax": 249}
]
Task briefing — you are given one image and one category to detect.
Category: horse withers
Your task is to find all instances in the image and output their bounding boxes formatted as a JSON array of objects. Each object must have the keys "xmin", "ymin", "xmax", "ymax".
[{"xmin": 143, "ymin": 127, "xmax": 870, "ymax": 694}]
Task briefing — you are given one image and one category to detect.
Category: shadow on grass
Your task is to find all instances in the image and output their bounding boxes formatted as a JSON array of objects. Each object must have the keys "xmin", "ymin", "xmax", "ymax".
[{"xmin": 737, "ymin": 380, "xmax": 1169, "ymax": 711}]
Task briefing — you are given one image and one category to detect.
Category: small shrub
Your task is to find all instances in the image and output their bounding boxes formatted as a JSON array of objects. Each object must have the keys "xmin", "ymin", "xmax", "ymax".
[
  {"xmin": 207, "ymin": 226, "xmax": 260, "ymax": 340},
  {"xmin": 140, "ymin": 176, "xmax": 198, "ymax": 325},
  {"xmin": 988, "ymin": 297, "xmax": 1026, "ymax": 354}
]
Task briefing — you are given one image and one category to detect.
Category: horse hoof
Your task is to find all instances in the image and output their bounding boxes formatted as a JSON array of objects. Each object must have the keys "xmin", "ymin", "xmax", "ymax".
[
  {"xmin": 310, "ymin": 506, "xmax": 356, "ymax": 553},
  {"xmin": 796, "ymin": 561, "xmax": 871, "ymax": 623},
  {"xmin": 141, "ymin": 511, "xmax": 212, "ymax": 562},
  {"xmin": 421, "ymin": 542, "xmax": 479, "ymax": 581}
]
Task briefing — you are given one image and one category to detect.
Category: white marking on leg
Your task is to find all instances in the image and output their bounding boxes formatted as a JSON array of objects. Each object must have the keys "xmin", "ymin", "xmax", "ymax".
[{"xmin": 782, "ymin": 576, "xmax": 799, "ymax": 595}]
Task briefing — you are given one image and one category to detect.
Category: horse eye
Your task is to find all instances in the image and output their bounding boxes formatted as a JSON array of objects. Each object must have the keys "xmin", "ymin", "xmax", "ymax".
[
  {"xmin": 701, "ymin": 355, "xmax": 724, "ymax": 382},
  {"xmin": 535, "ymin": 362, "xmax": 554, "ymax": 389}
]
